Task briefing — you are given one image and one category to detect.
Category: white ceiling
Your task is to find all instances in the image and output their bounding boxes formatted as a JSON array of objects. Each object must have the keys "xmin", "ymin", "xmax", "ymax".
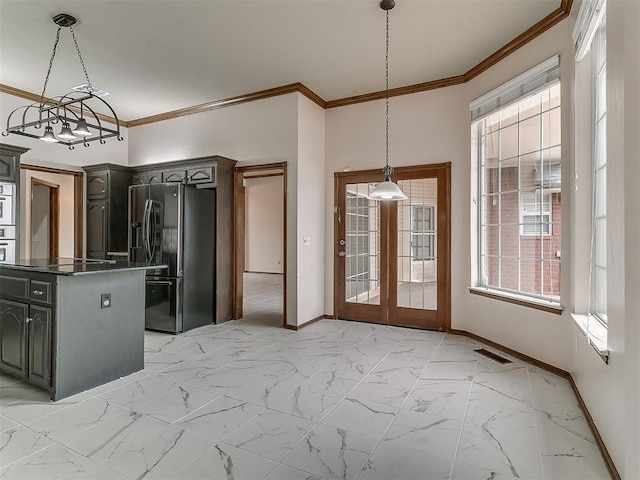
[{"xmin": 0, "ymin": 0, "xmax": 561, "ymax": 122}]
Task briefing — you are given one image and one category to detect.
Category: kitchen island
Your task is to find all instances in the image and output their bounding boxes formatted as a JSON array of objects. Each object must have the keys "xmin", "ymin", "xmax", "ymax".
[{"xmin": 0, "ymin": 258, "xmax": 163, "ymax": 400}]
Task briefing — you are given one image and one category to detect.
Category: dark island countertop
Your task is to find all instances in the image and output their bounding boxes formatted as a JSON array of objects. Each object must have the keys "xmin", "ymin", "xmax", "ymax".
[{"xmin": 0, "ymin": 257, "xmax": 167, "ymax": 276}]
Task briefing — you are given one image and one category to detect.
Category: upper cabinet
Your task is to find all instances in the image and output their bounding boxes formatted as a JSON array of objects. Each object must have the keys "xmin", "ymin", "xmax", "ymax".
[
  {"xmin": 83, "ymin": 164, "xmax": 132, "ymax": 259},
  {"xmin": 132, "ymin": 172, "xmax": 162, "ymax": 185},
  {"xmin": 0, "ymin": 143, "xmax": 28, "ymax": 184},
  {"xmin": 130, "ymin": 158, "xmax": 220, "ymax": 187},
  {"xmin": 87, "ymin": 172, "xmax": 109, "ymax": 200}
]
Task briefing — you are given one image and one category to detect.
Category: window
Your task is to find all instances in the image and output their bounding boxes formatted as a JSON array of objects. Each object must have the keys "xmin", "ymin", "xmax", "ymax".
[
  {"xmin": 591, "ymin": 11, "xmax": 607, "ymax": 324},
  {"xmin": 570, "ymin": 0, "xmax": 608, "ymax": 355},
  {"xmin": 411, "ymin": 205, "xmax": 435, "ymax": 261},
  {"xmin": 520, "ymin": 192, "xmax": 551, "ymax": 236},
  {"xmin": 471, "ymin": 57, "xmax": 561, "ymax": 304}
]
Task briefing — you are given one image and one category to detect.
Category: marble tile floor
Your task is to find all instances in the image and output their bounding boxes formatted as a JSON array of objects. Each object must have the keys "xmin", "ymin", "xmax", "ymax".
[{"xmin": 0, "ymin": 319, "xmax": 611, "ymax": 480}]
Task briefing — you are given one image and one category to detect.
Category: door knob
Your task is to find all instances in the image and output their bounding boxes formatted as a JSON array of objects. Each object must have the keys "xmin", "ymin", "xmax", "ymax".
[{"xmin": 338, "ymin": 251, "xmax": 346, "ymax": 257}]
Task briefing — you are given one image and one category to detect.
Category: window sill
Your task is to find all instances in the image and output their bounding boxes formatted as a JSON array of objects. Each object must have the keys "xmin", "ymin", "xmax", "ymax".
[
  {"xmin": 571, "ymin": 313, "xmax": 609, "ymax": 364},
  {"xmin": 469, "ymin": 287, "xmax": 564, "ymax": 315}
]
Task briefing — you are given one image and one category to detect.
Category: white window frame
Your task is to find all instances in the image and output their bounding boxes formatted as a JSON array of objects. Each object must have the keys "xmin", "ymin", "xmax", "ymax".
[
  {"xmin": 590, "ymin": 11, "xmax": 607, "ymax": 325},
  {"xmin": 410, "ymin": 204, "xmax": 435, "ymax": 261},
  {"xmin": 470, "ymin": 56, "xmax": 561, "ymax": 305},
  {"xmin": 520, "ymin": 192, "xmax": 552, "ymax": 236}
]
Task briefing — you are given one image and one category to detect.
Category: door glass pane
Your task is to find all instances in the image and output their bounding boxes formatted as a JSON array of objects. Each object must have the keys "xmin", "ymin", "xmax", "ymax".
[
  {"xmin": 345, "ymin": 183, "xmax": 380, "ymax": 305},
  {"xmin": 396, "ymin": 178, "xmax": 437, "ymax": 310}
]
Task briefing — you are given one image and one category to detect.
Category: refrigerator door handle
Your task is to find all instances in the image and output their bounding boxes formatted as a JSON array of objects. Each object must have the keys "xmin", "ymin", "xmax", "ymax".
[
  {"xmin": 142, "ymin": 199, "xmax": 151, "ymax": 263},
  {"xmin": 149, "ymin": 202, "xmax": 157, "ymax": 263}
]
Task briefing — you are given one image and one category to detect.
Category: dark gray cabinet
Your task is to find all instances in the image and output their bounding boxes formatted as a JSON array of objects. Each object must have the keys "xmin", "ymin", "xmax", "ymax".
[
  {"xmin": 0, "ymin": 275, "xmax": 53, "ymax": 390},
  {"xmin": 87, "ymin": 200, "xmax": 108, "ymax": 259},
  {"xmin": 163, "ymin": 169, "xmax": 187, "ymax": 183},
  {"xmin": 0, "ymin": 143, "xmax": 27, "ymax": 183},
  {"xmin": 132, "ymin": 172, "xmax": 162, "ymax": 185},
  {"xmin": 0, "ymin": 298, "xmax": 27, "ymax": 378},
  {"xmin": 187, "ymin": 166, "xmax": 216, "ymax": 185},
  {"xmin": 83, "ymin": 165, "xmax": 132, "ymax": 259},
  {"xmin": 28, "ymin": 305, "xmax": 52, "ymax": 389},
  {"xmin": 87, "ymin": 172, "xmax": 108, "ymax": 200}
]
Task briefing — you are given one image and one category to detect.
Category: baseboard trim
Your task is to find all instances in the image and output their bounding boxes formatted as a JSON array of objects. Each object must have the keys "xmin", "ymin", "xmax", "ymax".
[
  {"xmin": 450, "ymin": 328, "xmax": 620, "ymax": 480},
  {"xmin": 567, "ymin": 375, "xmax": 621, "ymax": 480},
  {"xmin": 285, "ymin": 314, "xmax": 332, "ymax": 331},
  {"xmin": 449, "ymin": 329, "xmax": 569, "ymax": 378},
  {"xmin": 244, "ymin": 271, "xmax": 284, "ymax": 275}
]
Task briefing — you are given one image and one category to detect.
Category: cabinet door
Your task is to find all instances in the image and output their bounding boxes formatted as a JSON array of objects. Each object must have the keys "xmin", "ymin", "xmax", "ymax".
[
  {"xmin": 187, "ymin": 166, "xmax": 216, "ymax": 185},
  {"xmin": 0, "ymin": 299, "xmax": 27, "ymax": 378},
  {"xmin": 28, "ymin": 305, "xmax": 52, "ymax": 389},
  {"xmin": 0, "ymin": 152, "xmax": 16, "ymax": 182},
  {"xmin": 132, "ymin": 174, "xmax": 148, "ymax": 185},
  {"xmin": 87, "ymin": 201, "xmax": 108, "ymax": 259},
  {"xmin": 87, "ymin": 173, "xmax": 109, "ymax": 200},
  {"xmin": 163, "ymin": 170, "xmax": 186, "ymax": 183},
  {"xmin": 148, "ymin": 172, "xmax": 163, "ymax": 184}
]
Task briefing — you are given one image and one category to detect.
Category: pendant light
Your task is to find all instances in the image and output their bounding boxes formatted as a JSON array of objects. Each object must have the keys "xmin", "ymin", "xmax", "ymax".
[
  {"xmin": 2, "ymin": 13, "xmax": 122, "ymax": 149},
  {"xmin": 369, "ymin": 0, "xmax": 407, "ymax": 201}
]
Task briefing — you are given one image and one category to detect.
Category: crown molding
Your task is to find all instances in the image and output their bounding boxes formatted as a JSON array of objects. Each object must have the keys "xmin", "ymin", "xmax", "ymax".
[
  {"xmin": 326, "ymin": 0, "xmax": 572, "ymax": 109},
  {"xmin": 1, "ymin": 0, "xmax": 572, "ymax": 126},
  {"xmin": 127, "ymin": 82, "xmax": 325, "ymax": 128}
]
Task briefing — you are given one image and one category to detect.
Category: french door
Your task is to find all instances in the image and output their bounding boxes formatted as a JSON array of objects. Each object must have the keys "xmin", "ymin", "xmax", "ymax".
[{"xmin": 334, "ymin": 163, "xmax": 451, "ymax": 330}]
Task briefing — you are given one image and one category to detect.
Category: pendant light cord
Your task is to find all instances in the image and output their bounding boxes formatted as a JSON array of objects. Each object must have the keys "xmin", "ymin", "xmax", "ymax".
[{"xmin": 385, "ymin": 9, "xmax": 390, "ymax": 173}]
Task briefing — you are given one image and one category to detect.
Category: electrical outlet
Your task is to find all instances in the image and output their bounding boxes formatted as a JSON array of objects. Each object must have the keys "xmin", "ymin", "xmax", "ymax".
[{"xmin": 101, "ymin": 293, "xmax": 111, "ymax": 309}]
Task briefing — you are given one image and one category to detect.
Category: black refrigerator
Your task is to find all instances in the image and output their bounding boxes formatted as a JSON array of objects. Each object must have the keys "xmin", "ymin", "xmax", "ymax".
[{"xmin": 128, "ymin": 182, "xmax": 215, "ymax": 333}]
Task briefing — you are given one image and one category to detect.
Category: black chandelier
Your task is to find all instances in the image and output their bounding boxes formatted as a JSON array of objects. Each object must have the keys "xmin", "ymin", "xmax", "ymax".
[{"xmin": 2, "ymin": 13, "xmax": 123, "ymax": 149}]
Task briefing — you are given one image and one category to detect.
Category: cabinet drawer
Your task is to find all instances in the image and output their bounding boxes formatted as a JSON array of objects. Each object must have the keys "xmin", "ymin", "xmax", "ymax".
[
  {"xmin": 29, "ymin": 281, "xmax": 52, "ymax": 305},
  {"xmin": 187, "ymin": 166, "xmax": 216, "ymax": 185},
  {"xmin": 163, "ymin": 170, "xmax": 187, "ymax": 183},
  {"xmin": 0, "ymin": 276, "xmax": 29, "ymax": 300}
]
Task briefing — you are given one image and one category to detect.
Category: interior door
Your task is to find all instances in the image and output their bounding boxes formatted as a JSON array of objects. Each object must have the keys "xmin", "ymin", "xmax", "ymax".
[{"xmin": 334, "ymin": 163, "xmax": 450, "ymax": 331}]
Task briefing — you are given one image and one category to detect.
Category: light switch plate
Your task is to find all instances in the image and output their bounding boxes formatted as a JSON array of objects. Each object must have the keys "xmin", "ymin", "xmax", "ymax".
[{"xmin": 303, "ymin": 236, "xmax": 311, "ymax": 246}]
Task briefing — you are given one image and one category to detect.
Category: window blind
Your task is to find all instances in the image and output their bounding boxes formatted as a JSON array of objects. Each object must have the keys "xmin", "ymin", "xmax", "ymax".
[
  {"xmin": 469, "ymin": 56, "xmax": 560, "ymax": 122},
  {"xmin": 573, "ymin": 0, "xmax": 606, "ymax": 61}
]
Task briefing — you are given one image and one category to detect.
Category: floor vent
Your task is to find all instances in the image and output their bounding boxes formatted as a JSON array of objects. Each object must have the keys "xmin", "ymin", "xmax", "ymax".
[{"xmin": 474, "ymin": 348, "xmax": 512, "ymax": 364}]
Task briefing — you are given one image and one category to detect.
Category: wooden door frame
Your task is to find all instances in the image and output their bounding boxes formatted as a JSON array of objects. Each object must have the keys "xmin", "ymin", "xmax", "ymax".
[
  {"xmin": 333, "ymin": 162, "xmax": 452, "ymax": 331},
  {"xmin": 233, "ymin": 162, "xmax": 287, "ymax": 327},
  {"xmin": 21, "ymin": 164, "xmax": 84, "ymax": 258},
  {"xmin": 30, "ymin": 178, "xmax": 60, "ymax": 258}
]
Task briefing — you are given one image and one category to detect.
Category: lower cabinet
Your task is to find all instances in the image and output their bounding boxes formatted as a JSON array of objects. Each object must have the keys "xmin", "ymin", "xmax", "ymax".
[
  {"xmin": 0, "ymin": 298, "xmax": 52, "ymax": 389},
  {"xmin": 0, "ymin": 299, "xmax": 27, "ymax": 378},
  {"xmin": 28, "ymin": 305, "xmax": 52, "ymax": 389},
  {"xmin": 87, "ymin": 201, "xmax": 108, "ymax": 259}
]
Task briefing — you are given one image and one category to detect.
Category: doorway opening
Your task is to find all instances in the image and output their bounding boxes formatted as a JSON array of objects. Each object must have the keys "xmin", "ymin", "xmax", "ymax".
[
  {"xmin": 233, "ymin": 163, "xmax": 287, "ymax": 328},
  {"xmin": 30, "ymin": 178, "xmax": 59, "ymax": 259},
  {"xmin": 334, "ymin": 163, "xmax": 451, "ymax": 331},
  {"xmin": 21, "ymin": 164, "xmax": 83, "ymax": 259}
]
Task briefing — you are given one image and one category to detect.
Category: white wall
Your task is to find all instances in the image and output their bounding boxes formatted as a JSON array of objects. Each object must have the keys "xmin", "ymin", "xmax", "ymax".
[
  {"xmin": 463, "ymin": 22, "xmax": 575, "ymax": 371},
  {"xmin": 20, "ymin": 169, "xmax": 75, "ymax": 259},
  {"xmin": 245, "ymin": 175, "xmax": 284, "ymax": 273},
  {"xmin": 569, "ymin": 1, "xmax": 640, "ymax": 477},
  {"xmin": 296, "ymin": 95, "xmax": 326, "ymax": 325}
]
